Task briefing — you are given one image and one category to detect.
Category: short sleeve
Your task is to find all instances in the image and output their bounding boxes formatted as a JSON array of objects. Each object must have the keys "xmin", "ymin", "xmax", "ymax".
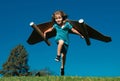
[
  {"xmin": 67, "ymin": 22, "xmax": 73, "ymax": 29},
  {"xmin": 53, "ymin": 24, "xmax": 57, "ymax": 28}
]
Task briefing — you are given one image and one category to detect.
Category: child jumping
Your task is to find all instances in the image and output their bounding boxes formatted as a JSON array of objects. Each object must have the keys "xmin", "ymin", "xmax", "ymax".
[{"xmin": 44, "ymin": 10, "xmax": 84, "ymax": 75}]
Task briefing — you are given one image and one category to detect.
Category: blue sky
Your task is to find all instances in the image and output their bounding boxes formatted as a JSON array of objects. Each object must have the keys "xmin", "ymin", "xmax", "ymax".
[{"xmin": 0, "ymin": 0, "xmax": 120, "ymax": 76}]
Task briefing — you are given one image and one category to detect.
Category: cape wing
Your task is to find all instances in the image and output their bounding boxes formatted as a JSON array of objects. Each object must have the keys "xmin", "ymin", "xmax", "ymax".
[
  {"xmin": 27, "ymin": 20, "xmax": 112, "ymax": 45},
  {"xmin": 27, "ymin": 22, "xmax": 56, "ymax": 45},
  {"xmin": 68, "ymin": 20, "xmax": 112, "ymax": 45}
]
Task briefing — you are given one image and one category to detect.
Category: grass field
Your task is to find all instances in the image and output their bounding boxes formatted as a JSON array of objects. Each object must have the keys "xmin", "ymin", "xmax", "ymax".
[{"xmin": 0, "ymin": 76, "xmax": 120, "ymax": 81}]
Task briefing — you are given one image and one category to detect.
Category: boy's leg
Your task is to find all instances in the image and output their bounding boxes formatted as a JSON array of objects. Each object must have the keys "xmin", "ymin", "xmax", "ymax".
[
  {"xmin": 60, "ymin": 53, "xmax": 66, "ymax": 76},
  {"xmin": 60, "ymin": 44, "xmax": 68, "ymax": 75},
  {"xmin": 55, "ymin": 40, "xmax": 64, "ymax": 61},
  {"xmin": 57, "ymin": 40, "xmax": 64, "ymax": 56},
  {"xmin": 61, "ymin": 53, "xmax": 66, "ymax": 69}
]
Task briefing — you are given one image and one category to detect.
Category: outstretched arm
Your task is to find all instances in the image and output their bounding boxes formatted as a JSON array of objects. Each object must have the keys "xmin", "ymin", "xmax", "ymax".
[
  {"xmin": 71, "ymin": 28, "xmax": 84, "ymax": 38},
  {"xmin": 44, "ymin": 27, "xmax": 54, "ymax": 38}
]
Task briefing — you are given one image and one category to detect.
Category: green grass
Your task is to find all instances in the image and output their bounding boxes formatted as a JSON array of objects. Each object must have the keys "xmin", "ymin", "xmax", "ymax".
[{"xmin": 0, "ymin": 76, "xmax": 120, "ymax": 81}]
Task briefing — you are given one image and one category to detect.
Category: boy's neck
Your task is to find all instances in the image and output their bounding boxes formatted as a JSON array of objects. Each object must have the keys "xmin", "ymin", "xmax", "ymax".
[{"xmin": 58, "ymin": 22, "xmax": 64, "ymax": 27}]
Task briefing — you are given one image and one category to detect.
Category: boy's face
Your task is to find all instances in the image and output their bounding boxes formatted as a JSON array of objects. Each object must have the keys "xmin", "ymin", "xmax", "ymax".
[{"xmin": 54, "ymin": 14, "xmax": 63, "ymax": 25}]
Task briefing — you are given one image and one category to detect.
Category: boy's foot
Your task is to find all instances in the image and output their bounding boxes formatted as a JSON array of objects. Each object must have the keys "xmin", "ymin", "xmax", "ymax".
[
  {"xmin": 55, "ymin": 55, "xmax": 61, "ymax": 62},
  {"xmin": 60, "ymin": 68, "xmax": 64, "ymax": 76}
]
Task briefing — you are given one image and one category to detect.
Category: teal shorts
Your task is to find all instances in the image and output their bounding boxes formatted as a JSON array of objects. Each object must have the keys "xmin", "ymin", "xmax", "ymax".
[{"xmin": 60, "ymin": 44, "xmax": 69, "ymax": 54}]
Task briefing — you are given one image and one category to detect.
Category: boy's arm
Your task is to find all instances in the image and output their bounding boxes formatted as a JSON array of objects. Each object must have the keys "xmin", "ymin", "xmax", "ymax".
[
  {"xmin": 44, "ymin": 27, "xmax": 54, "ymax": 38},
  {"xmin": 71, "ymin": 28, "xmax": 84, "ymax": 38}
]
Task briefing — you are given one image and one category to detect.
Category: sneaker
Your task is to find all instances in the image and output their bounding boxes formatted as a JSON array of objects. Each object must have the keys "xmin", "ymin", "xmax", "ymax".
[
  {"xmin": 55, "ymin": 55, "xmax": 60, "ymax": 62},
  {"xmin": 60, "ymin": 68, "xmax": 64, "ymax": 76}
]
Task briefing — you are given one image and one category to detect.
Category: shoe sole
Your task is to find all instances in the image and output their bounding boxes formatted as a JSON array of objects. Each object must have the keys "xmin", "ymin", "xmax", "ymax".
[{"xmin": 55, "ymin": 59, "xmax": 60, "ymax": 62}]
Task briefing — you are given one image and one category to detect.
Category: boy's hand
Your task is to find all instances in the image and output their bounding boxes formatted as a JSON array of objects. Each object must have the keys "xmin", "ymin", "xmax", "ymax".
[{"xmin": 44, "ymin": 32, "xmax": 46, "ymax": 39}]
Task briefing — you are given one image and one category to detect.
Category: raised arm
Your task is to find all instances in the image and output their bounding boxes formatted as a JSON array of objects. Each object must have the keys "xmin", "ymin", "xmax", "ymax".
[{"xmin": 71, "ymin": 28, "xmax": 84, "ymax": 38}]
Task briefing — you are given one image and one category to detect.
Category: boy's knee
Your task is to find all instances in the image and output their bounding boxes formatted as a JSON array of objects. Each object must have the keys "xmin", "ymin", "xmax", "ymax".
[
  {"xmin": 59, "ymin": 40, "xmax": 64, "ymax": 45},
  {"xmin": 61, "ymin": 54, "xmax": 66, "ymax": 58}
]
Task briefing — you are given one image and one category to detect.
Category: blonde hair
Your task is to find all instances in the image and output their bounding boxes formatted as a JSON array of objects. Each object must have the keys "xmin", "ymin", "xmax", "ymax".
[{"xmin": 52, "ymin": 10, "xmax": 68, "ymax": 23}]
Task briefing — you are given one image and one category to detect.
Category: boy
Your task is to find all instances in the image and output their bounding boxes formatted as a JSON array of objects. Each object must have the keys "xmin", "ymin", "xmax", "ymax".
[{"xmin": 44, "ymin": 10, "xmax": 84, "ymax": 75}]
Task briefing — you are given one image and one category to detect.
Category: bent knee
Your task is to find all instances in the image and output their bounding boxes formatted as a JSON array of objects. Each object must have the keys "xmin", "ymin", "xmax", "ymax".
[{"xmin": 58, "ymin": 40, "xmax": 64, "ymax": 45}]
